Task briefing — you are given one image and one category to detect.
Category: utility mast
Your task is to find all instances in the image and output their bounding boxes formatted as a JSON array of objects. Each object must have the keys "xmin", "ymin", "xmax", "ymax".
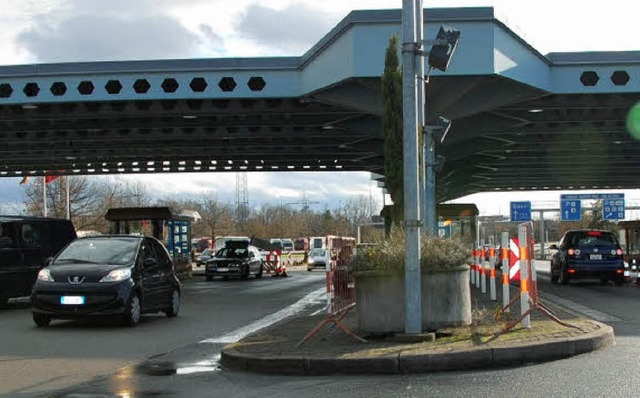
[{"xmin": 235, "ymin": 172, "xmax": 249, "ymax": 224}]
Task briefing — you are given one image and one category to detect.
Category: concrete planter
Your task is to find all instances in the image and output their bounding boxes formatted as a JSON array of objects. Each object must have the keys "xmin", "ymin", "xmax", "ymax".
[{"xmin": 353, "ymin": 265, "xmax": 471, "ymax": 334}]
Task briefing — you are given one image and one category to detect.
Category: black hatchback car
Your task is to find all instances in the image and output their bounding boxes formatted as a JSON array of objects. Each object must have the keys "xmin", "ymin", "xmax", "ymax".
[
  {"xmin": 31, "ymin": 235, "xmax": 181, "ymax": 327},
  {"xmin": 549, "ymin": 230, "xmax": 625, "ymax": 286}
]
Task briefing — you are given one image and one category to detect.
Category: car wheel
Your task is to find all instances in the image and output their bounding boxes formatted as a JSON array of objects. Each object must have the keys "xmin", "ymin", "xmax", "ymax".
[
  {"xmin": 33, "ymin": 313, "xmax": 50, "ymax": 327},
  {"xmin": 241, "ymin": 265, "xmax": 250, "ymax": 280},
  {"xmin": 206, "ymin": 275, "xmax": 213, "ymax": 281},
  {"xmin": 559, "ymin": 266, "xmax": 570, "ymax": 285},
  {"xmin": 0, "ymin": 296, "xmax": 8, "ymax": 308},
  {"xmin": 165, "ymin": 289, "xmax": 180, "ymax": 318},
  {"xmin": 307, "ymin": 268, "xmax": 313, "ymax": 272},
  {"xmin": 550, "ymin": 269, "xmax": 559, "ymax": 284},
  {"xmin": 614, "ymin": 277, "xmax": 624, "ymax": 287},
  {"xmin": 122, "ymin": 293, "xmax": 141, "ymax": 327},
  {"xmin": 255, "ymin": 263, "xmax": 263, "ymax": 279}
]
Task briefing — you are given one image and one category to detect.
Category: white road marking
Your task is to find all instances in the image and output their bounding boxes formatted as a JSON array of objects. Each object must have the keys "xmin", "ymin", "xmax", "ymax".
[
  {"xmin": 542, "ymin": 293, "xmax": 622, "ymax": 322},
  {"xmin": 200, "ymin": 287, "xmax": 325, "ymax": 344},
  {"xmin": 309, "ymin": 308, "xmax": 325, "ymax": 317}
]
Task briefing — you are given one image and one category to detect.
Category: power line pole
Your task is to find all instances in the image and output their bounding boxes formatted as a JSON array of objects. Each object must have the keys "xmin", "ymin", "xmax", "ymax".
[{"xmin": 235, "ymin": 172, "xmax": 248, "ymax": 224}]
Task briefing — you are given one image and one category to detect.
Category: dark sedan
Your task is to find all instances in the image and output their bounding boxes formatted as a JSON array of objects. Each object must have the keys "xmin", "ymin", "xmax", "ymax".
[
  {"xmin": 205, "ymin": 241, "xmax": 264, "ymax": 281},
  {"xmin": 31, "ymin": 235, "xmax": 181, "ymax": 327}
]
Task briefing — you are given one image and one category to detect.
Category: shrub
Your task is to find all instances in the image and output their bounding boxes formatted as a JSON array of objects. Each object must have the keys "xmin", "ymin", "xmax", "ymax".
[{"xmin": 348, "ymin": 228, "xmax": 472, "ymax": 273}]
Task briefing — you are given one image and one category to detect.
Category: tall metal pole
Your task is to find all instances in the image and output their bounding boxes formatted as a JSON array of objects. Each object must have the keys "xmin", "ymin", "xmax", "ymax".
[
  {"xmin": 402, "ymin": 0, "xmax": 422, "ymax": 334},
  {"xmin": 416, "ymin": 1, "xmax": 437, "ymax": 237},
  {"xmin": 416, "ymin": 0, "xmax": 427, "ymax": 235},
  {"xmin": 42, "ymin": 176, "xmax": 47, "ymax": 217},
  {"xmin": 65, "ymin": 176, "xmax": 71, "ymax": 220},
  {"xmin": 426, "ymin": 129, "xmax": 437, "ymax": 235}
]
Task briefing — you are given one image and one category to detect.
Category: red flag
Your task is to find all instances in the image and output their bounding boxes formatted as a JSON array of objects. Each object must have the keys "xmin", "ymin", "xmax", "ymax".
[{"xmin": 45, "ymin": 175, "xmax": 60, "ymax": 184}]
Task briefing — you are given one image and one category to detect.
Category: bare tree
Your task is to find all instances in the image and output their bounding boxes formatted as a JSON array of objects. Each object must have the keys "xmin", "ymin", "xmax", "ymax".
[
  {"xmin": 196, "ymin": 192, "xmax": 235, "ymax": 238},
  {"xmin": 23, "ymin": 176, "xmax": 102, "ymax": 230},
  {"xmin": 21, "ymin": 175, "xmax": 153, "ymax": 233},
  {"xmin": 338, "ymin": 194, "xmax": 380, "ymax": 234}
]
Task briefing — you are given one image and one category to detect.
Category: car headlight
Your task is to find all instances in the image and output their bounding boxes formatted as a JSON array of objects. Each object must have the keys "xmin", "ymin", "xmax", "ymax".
[
  {"xmin": 37, "ymin": 268, "xmax": 54, "ymax": 282},
  {"xmin": 308, "ymin": 258, "xmax": 314, "ymax": 264},
  {"xmin": 99, "ymin": 268, "xmax": 132, "ymax": 282}
]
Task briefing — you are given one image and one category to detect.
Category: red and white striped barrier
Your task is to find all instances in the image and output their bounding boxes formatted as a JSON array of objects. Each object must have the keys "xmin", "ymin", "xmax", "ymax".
[{"xmin": 264, "ymin": 249, "xmax": 287, "ymax": 277}]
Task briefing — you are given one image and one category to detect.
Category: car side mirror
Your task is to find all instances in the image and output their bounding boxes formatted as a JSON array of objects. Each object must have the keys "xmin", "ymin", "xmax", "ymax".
[
  {"xmin": 549, "ymin": 244, "xmax": 559, "ymax": 250},
  {"xmin": 44, "ymin": 257, "xmax": 53, "ymax": 266},
  {"xmin": 143, "ymin": 258, "xmax": 158, "ymax": 268}
]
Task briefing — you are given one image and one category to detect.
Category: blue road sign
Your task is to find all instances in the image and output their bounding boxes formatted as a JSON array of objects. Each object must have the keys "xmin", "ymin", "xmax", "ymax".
[
  {"xmin": 603, "ymin": 198, "xmax": 625, "ymax": 220},
  {"xmin": 560, "ymin": 193, "xmax": 624, "ymax": 200},
  {"xmin": 561, "ymin": 199, "xmax": 581, "ymax": 221},
  {"xmin": 510, "ymin": 201, "xmax": 531, "ymax": 222}
]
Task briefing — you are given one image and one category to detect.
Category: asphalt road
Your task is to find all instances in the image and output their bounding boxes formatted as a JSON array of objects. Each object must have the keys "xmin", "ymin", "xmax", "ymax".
[
  {"xmin": 4, "ymin": 266, "xmax": 640, "ymax": 398},
  {"xmin": 0, "ymin": 267, "xmax": 326, "ymax": 397}
]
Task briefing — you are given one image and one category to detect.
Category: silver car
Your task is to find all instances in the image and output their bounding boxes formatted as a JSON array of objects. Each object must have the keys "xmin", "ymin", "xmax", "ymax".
[{"xmin": 307, "ymin": 248, "xmax": 329, "ymax": 271}]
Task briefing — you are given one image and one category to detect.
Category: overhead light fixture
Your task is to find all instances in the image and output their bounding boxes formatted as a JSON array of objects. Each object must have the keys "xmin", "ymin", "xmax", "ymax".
[
  {"xmin": 21, "ymin": 104, "xmax": 38, "ymax": 110},
  {"xmin": 528, "ymin": 109, "xmax": 543, "ymax": 113},
  {"xmin": 182, "ymin": 115, "xmax": 198, "ymax": 119}
]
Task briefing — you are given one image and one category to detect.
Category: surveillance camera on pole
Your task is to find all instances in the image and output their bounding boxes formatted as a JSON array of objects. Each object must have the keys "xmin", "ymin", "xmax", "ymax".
[
  {"xmin": 427, "ymin": 25, "xmax": 461, "ymax": 72},
  {"xmin": 426, "ymin": 116, "xmax": 452, "ymax": 144}
]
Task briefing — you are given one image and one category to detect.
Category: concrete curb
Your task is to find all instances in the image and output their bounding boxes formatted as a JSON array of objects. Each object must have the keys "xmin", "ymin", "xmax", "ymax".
[{"xmin": 220, "ymin": 322, "xmax": 615, "ymax": 375}]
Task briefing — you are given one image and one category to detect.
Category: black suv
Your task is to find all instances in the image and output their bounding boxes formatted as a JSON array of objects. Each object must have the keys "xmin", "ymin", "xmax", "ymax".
[
  {"xmin": 549, "ymin": 230, "xmax": 625, "ymax": 286},
  {"xmin": 0, "ymin": 216, "xmax": 77, "ymax": 305}
]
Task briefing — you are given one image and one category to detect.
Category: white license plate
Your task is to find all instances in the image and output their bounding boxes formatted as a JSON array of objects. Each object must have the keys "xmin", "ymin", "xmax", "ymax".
[
  {"xmin": 60, "ymin": 296, "xmax": 85, "ymax": 305},
  {"xmin": 217, "ymin": 268, "xmax": 229, "ymax": 272},
  {"xmin": 590, "ymin": 254, "xmax": 602, "ymax": 260}
]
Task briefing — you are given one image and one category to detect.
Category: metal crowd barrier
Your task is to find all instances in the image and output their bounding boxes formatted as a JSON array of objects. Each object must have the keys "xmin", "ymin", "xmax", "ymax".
[{"xmin": 297, "ymin": 237, "xmax": 365, "ymax": 346}]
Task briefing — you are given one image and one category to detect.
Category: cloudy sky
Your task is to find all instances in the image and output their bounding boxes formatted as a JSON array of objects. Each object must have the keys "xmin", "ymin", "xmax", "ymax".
[{"xmin": 2, "ymin": 0, "xmax": 640, "ymax": 215}]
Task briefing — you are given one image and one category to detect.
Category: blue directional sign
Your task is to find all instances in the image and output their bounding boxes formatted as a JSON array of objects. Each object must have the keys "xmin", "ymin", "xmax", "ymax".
[
  {"xmin": 510, "ymin": 201, "xmax": 531, "ymax": 222},
  {"xmin": 603, "ymin": 198, "xmax": 625, "ymax": 220},
  {"xmin": 561, "ymin": 193, "xmax": 624, "ymax": 200},
  {"xmin": 561, "ymin": 199, "xmax": 581, "ymax": 221}
]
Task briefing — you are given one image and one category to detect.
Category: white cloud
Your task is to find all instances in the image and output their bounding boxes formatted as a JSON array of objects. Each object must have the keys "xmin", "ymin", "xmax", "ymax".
[{"xmin": 2, "ymin": 0, "xmax": 640, "ymax": 216}]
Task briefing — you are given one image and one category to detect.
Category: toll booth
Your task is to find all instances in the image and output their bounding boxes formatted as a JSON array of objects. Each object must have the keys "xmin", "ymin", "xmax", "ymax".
[
  {"xmin": 617, "ymin": 220, "xmax": 640, "ymax": 269},
  {"xmin": 437, "ymin": 203, "xmax": 478, "ymax": 245},
  {"xmin": 105, "ymin": 206, "xmax": 200, "ymax": 279}
]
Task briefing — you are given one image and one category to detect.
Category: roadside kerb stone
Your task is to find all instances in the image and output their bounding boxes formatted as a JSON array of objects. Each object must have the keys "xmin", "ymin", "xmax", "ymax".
[{"xmin": 220, "ymin": 321, "xmax": 614, "ymax": 375}]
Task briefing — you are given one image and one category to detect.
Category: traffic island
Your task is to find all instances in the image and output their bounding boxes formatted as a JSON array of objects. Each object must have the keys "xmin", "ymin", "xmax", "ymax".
[{"xmin": 220, "ymin": 310, "xmax": 615, "ymax": 375}]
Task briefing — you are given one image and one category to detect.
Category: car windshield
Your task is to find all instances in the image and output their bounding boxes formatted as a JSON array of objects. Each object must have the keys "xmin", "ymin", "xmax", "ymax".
[
  {"xmin": 54, "ymin": 238, "xmax": 139, "ymax": 266},
  {"xmin": 571, "ymin": 232, "xmax": 618, "ymax": 247},
  {"xmin": 201, "ymin": 249, "xmax": 211, "ymax": 256},
  {"xmin": 310, "ymin": 249, "xmax": 326, "ymax": 257},
  {"xmin": 215, "ymin": 247, "xmax": 248, "ymax": 258}
]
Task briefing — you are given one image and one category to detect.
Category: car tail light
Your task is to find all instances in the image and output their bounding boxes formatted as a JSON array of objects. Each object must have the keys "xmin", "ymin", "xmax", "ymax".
[
  {"xmin": 568, "ymin": 248, "xmax": 575, "ymax": 256},
  {"xmin": 587, "ymin": 231, "xmax": 602, "ymax": 236},
  {"xmin": 616, "ymin": 249, "xmax": 623, "ymax": 256}
]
